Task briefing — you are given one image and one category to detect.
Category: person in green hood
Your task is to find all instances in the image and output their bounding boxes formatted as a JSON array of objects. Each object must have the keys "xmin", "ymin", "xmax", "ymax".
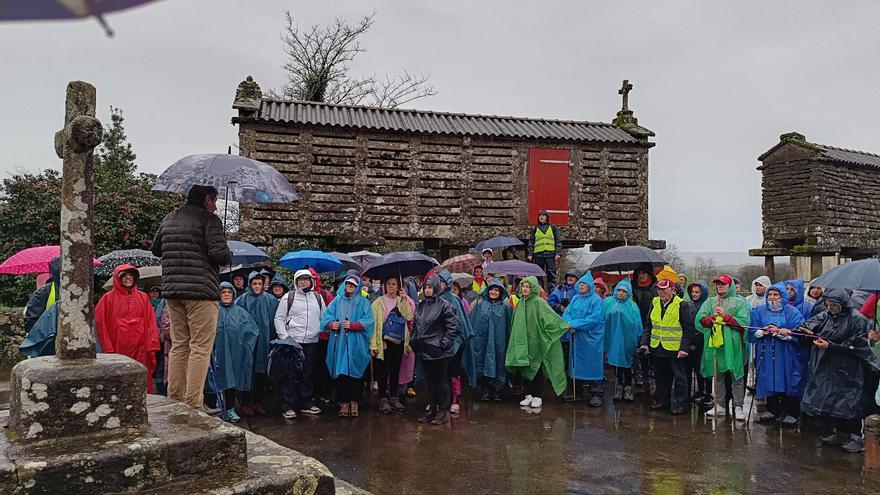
[{"xmin": 505, "ymin": 276, "xmax": 570, "ymax": 409}]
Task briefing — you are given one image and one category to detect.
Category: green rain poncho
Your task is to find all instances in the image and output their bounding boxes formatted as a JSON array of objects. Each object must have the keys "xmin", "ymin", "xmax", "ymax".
[
  {"xmin": 504, "ymin": 276, "xmax": 570, "ymax": 395},
  {"xmin": 694, "ymin": 281, "xmax": 751, "ymax": 379}
]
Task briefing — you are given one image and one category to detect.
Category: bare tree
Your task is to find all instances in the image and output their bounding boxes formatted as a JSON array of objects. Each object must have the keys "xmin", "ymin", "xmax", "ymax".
[
  {"xmin": 276, "ymin": 11, "xmax": 437, "ymax": 108},
  {"xmin": 688, "ymin": 256, "xmax": 718, "ymax": 284},
  {"xmin": 660, "ymin": 242, "xmax": 686, "ymax": 272}
]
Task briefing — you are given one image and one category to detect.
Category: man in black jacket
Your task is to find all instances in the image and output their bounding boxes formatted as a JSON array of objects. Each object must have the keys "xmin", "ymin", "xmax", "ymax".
[{"xmin": 151, "ymin": 185, "xmax": 231, "ymax": 410}]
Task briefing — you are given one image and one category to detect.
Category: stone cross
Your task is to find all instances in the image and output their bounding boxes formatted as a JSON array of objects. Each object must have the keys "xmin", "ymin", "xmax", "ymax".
[
  {"xmin": 618, "ymin": 79, "xmax": 633, "ymax": 112},
  {"xmin": 53, "ymin": 81, "xmax": 103, "ymax": 360}
]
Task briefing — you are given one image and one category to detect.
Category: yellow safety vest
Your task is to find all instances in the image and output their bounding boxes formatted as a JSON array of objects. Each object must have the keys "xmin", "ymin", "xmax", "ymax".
[
  {"xmin": 649, "ymin": 296, "xmax": 683, "ymax": 351},
  {"xmin": 534, "ymin": 226, "xmax": 555, "ymax": 253},
  {"xmin": 472, "ymin": 280, "xmax": 487, "ymax": 294},
  {"xmin": 46, "ymin": 283, "xmax": 56, "ymax": 309}
]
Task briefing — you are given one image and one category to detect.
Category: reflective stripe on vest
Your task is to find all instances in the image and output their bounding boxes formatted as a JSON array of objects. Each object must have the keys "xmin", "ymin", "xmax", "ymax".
[
  {"xmin": 649, "ymin": 296, "xmax": 683, "ymax": 351},
  {"xmin": 534, "ymin": 226, "xmax": 555, "ymax": 253}
]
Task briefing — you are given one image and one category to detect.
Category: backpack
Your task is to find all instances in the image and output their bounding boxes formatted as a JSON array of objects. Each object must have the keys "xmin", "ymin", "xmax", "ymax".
[{"xmin": 382, "ymin": 307, "xmax": 407, "ymax": 343}]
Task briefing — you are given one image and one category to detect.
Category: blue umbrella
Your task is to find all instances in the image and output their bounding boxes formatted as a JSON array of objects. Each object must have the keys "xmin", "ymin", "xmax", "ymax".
[
  {"xmin": 279, "ymin": 250, "xmax": 342, "ymax": 274},
  {"xmin": 362, "ymin": 251, "xmax": 438, "ymax": 281},
  {"xmin": 475, "ymin": 236, "xmax": 524, "ymax": 252},
  {"xmin": 811, "ymin": 258, "xmax": 880, "ymax": 291},
  {"xmin": 484, "ymin": 260, "xmax": 546, "ymax": 277},
  {"xmin": 227, "ymin": 241, "xmax": 269, "ymax": 265}
]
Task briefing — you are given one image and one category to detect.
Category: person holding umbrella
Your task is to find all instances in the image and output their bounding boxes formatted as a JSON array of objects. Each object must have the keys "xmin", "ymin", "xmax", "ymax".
[
  {"xmin": 527, "ymin": 210, "xmax": 562, "ymax": 289},
  {"xmin": 321, "ymin": 275, "xmax": 374, "ymax": 417}
]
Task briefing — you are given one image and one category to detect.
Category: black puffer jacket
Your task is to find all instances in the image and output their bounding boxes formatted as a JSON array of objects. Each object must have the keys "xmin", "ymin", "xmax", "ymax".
[
  {"xmin": 632, "ymin": 265, "xmax": 658, "ymax": 333},
  {"xmin": 411, "ymin": 276, "xmax": 459, "ymax": 361},
  {"xmin": 151, "ymin": 204, "xmax": 231, "ymax": 300}
]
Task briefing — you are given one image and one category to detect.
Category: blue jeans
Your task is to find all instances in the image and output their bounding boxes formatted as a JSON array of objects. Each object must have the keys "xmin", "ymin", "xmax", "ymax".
[{"xmin": 280, "ymin": 342, "xmax": 319, "ymax": 411}]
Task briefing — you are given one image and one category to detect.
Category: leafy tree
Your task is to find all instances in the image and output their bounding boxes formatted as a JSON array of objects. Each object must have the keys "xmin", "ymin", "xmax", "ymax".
[{"xmin": 0, "ymin": 108, "xmax": 179, "ymax": 307}]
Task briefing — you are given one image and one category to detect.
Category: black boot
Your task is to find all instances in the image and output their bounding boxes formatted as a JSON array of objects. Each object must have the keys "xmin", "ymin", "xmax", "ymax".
[{"xmin": 418, "ymin": 405, "xmax": 436, "ymax": 423}]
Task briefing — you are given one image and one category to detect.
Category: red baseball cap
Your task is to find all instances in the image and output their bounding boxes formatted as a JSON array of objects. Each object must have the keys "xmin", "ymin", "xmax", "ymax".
[
  {"xmin": 713, "ymin": 275, "xmax": 733, "ymax": 286},
  {"xmin": 655, "ymin": 279, "xmax": 674, "ymax": 290}
]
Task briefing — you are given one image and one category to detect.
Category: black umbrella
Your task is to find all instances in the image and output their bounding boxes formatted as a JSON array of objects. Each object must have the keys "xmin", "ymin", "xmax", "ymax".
[
  {"xmin": 328, "ymin": 252, "xmax": 364, "ymax": 273},
  {"xmin": 96, "ymin": 249, "xmax": 160, "ymax": 277},
  {"xmin": 811, "ymin": 258, "xmax": 880, "ymax": 291},
  {"xmin": 362, "ymin": 251, "xmax": 438, "ymax": 281},
  {"xmin": 484, "ymin": 260, "xmax": 546, "ymax": 277},
  {"xmin": 475, "ymin": 236, "xmax": 524, "ymax": 252},
  {"xmin": 588, "ymin": 246, "xmax": 667, "ymax": 272}
]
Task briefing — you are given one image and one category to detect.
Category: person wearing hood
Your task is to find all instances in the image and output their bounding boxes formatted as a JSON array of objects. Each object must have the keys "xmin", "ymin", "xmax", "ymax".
[
  {"xmin": 562, "ymin": 272, "xmax": 607, "ymax": 406},
  {"xmin": 235, "ymin": 271, "xmax": 280, "ymax": 416},
  {"xmin": 231, "ymin": 271, "xmax": 248, "ymax": 297},
  {"xmin": 411, "ymin": 275, "xmax": 460, "ymax": 425},
  {"xmin": 632, "ymin": 265, "xmax": 659, "ymax": 388},
  {"xmin": 469, "ymin": 279, "xmax": 513, "ymax": 401},
  {"xmin": 548, "ymin": 270, "xmax": 579, "ymax": 398},
  {"xmin": 269, "ymin": 275, "xmax": 289, "ymax": 300},
  {"xmin": 803, "ymin": 281, "xmax": 827, "ymax": 318},
  {"xmin": 639, "ymin": 278, "xmax": 698, "ymax": 415},
  {"xmin": 208, "ymin": 282, "xmax": 260, "ymax": 423},
  {"xmin": 792, "ymin": 289, "xmax": 880, "ymax": 453},
  {"xmin": 696, "ymin": 275, "xmax": 751, "ymax": 420},
  {"xmin": 747, "ymin": 276, "xmax": 771, "ymax": 309},
  {"xmin": 274, "ymin": 269, "xmax": 327, "ymax": 419},
  {"xmin": 785, "ymin": 279, "xmax": 814, "ymax": 320},
  {"xmin": 258, "ymin": 268, "xmax": 276, "ymax": 289},
  {"xmin": 23, "ymin": 256, "xmax": 62, "ymax": 332},
  {"xmin": 593, "ymin": 277, "xmax": 608, "ymax": 300},
  {"xmin": 506, "ymin": 276, "xmax": 571, "ymax": 410},
  {"xmin": 527, "ymin": 210, "xmax": 562, "ymax": 289},
  {"xmin": 95, "ymin": 265, "xmax": 161, "ymax": 393},
  {"xmin": 439, "ymin": 269, "xmax": 477, "ymax": 414},
  {"xmin": 321, "ymin": 275, "xmax": 375, "ymax": 417},
  {"xmin": 686, "ymin": 281, "xmax": 711, "ymax": 405},
  {"xmin": 604, "ymin": 279, "xmax": 642, "ymax": 401},
  {"xmin": 748, "ymin": 283, "xmax": 807, "ymax": 426},
  {"xmin": 370, "ymin": 276, "xmax": 416, "ymax": 414}
]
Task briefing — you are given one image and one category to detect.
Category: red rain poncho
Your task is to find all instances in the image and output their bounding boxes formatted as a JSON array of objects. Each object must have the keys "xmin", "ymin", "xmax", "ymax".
[{"xmin": 96, "ymin": 264, "xmax": 161, "ymax": 392}]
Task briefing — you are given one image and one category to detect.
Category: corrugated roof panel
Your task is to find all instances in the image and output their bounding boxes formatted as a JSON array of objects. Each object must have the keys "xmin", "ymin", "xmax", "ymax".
[
  {"xmin": 818, "ymin": 144, "xmax": 880, "ymax": 168},
  {"xmin": 256, "ymin": 100, "xmax": 641, "ymax": 144}
]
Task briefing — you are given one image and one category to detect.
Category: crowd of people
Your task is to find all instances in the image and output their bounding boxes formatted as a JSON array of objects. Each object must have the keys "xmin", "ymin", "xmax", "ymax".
[{"xmin": 20, "ymin": 191, "xmax": 880, "ymax": 453}]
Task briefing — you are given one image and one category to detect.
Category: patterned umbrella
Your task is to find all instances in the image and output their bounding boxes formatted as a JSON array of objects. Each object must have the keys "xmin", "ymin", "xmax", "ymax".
[
  {"xmin": 439, "ymin": 254, "xmax": 481, "ymax": 274},
  {"xmin": 0, "ymin": 245, "xmax": 100, "ymax": 275},
  {"xmin": 96, "ymin": 249, "xmax": 159, "ymax": 277}
]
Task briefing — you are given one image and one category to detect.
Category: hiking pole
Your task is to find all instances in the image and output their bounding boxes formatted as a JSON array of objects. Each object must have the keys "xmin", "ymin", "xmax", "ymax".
[{"xmin": 571, "ymin": 329, "xmax": 576, "ymax": 402}]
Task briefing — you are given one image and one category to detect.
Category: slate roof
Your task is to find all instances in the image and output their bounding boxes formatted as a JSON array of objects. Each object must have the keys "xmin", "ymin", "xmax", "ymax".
[
  {"xmin": 254, "ymin": 99, "xmax": 640, "ymax": 143},
  {"xmin": 816, "ymin": 144, "xmax": 880, "ymax": 168}
]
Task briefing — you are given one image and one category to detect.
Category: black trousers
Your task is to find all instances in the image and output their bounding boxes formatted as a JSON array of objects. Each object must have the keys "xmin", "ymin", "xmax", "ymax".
[
  {"xmin": 686, "ymin": 341, "xmax": 705, "ymax": 398},
  {"xmin": 424, "ymin": 357, "xmax": 451, "ymax": 410},
  {"xmin": 375, "ymin": 340, "xmax": 404, "ymax": 398},
  {"xmin": 314, "ymin": 339, "xmax": 332, "ymax": 400},
  {"xmin": 832, "ymin": 417, "xmax": 863, "ymax": 437},
  {"xmin": 615, "ymin": 366, "xmax": 633, "ymax": 387},
  {"xmin": 653, "ymin": 355, "xmax": 688, "ymax": 410},
  {"xmin": 335, "ymin": 375, "xmax": 363, "ymax": 403},
  {"xmin": 242, "ymin": 373, "xmax": 269, "ymax": 406},
  {"xmin": 533, "ymin": 254, "xmax": 557, "ymax": 289},
  {"xmin": 526, "ymin": 366, "xmax": 545, "ymax": 397},
  {"xmin": 280, "ymin": 342, "xmax": 319, "ymax": 411}
]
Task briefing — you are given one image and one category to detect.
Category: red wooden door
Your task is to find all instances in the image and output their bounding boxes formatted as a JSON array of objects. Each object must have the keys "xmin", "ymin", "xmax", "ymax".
[{"xmin": 528, "ymin": 148, "xmax": 570, "ymax": 225}]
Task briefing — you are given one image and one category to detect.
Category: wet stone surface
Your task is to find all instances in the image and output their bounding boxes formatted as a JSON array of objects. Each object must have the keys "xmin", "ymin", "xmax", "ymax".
[{"xmin": 246, "ymin": 391, "xmax": 880, "ymax": 495}]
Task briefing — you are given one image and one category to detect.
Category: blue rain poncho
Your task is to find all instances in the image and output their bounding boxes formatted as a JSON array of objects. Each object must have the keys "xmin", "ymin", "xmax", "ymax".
[
  {"xmin": 562, "ymin": 272, "xmax": 606, "ymax": 380},
  {"xmin": 235, "ymin": 271, "xmax": 280, "ymax": 374},
  {"xmin": 748, "ymin": 283, "xmax": 807, "ymax": 398},
  {"xmin": 321, "ymin": 275, "xmax": 375, "ymax": 379},
  {"xmin": 784, "ymin": 279, "xmax": 814, "ymax": 320},
  {"xmin": 603, "ymin": 279, "xmax": 643, "ymax": 368},
  {"xmin": 439, "ymin": 269, "xmax": 477, "ymax": 387},
  {"xmin": 468, "ymin": 280, "xmax": 513, "ymax": 390},
  {"xmin": 210, "ymin": 282, "xmax": 260, "ymax": 392}
]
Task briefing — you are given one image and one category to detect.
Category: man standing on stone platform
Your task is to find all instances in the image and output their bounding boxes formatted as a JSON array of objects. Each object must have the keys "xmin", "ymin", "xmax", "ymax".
[
  {"xmin": 152, "ymin": 184, "xmax": 232, "ymax": 410},
  {"xmin": 527, "ymin": 209, "xmax": 562, "ymax": 290}
]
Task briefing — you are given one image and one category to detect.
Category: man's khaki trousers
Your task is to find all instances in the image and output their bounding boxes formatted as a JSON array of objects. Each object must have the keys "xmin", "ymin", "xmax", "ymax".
[{"xmin": 165, "ymin": 299, "xmax": 219, "ymax": 408}]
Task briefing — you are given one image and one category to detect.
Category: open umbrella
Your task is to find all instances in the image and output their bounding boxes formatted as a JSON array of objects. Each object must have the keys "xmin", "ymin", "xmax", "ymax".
[
  {"xmin": 0, "ymin": 0, "xmax": 161, "ymax": 36},
  {"xmin": 279, "ymin": 250, "xmax": 342, "ymax": 274},
  {"xmin": 101, "ymin": 265, "xmax": 161, "ymax": 290},
  {"xmin": 439, "ymin": 254, "xmax": 481, "ymax": 274},
  {"xmin": 227, "ymin": 241, "xmax": 269, "ymax": 265},
  {"xmin": 328, "ymin": 252, "xmax": 363, "ymax": 273},
  {"xmin": 484, "ymin": 260, "xmax": 546, "ymax": 277},
  {"xmin": 588, "ymin": 246, "xmax": 667, "ymax": 273},
  {"xmin": 96, "ymin": 249, "xmax": 159, "ymax": 277},
  {"xmin": 475, "ymin": 236, "xmax": 524, "ymax": 252},
  {"xmin": 451, "ymin": 272, "xmax": 475, "ymax": 287},
  {"xmin": 811, "ymin": 258, "xmax": 880, "ymax": 291},
  {"xmin": 0, "ymin": 245, "xmax": 100, "ymax": 275},
  {"xmin": 347, "ymin": 250, "xmax": 381, "ymax": 267},
  {"xmin": 362, "ymin": 251, "xmax": 438, "ymax": 281}
]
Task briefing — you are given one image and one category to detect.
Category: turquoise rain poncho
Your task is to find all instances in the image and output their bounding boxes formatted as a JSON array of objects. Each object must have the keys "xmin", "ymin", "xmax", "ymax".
[
  {"xmin": 439, "ymin": 269, "xmax": 477, "ymax": 387},
  {"xmin": 603, "ymin": 279, "xmax": 643, "ymax": 368},
  {"xmin": 210, "ymin": 282, "xmax": 259, "ymax": 392},
  {"xmin": 235, "ymin": 271, "xmax": 280, "ymax": 374},
  {"xmin": 320, "ymin": 275, "xmax": 375, "ymax": 379},
  {"xmin": 562, "ymin": 272, "xmax": 606, "ymax": 380},
  {"xmin": 468, "ymin": 280, "xmax": 513, "ymax": 391}
]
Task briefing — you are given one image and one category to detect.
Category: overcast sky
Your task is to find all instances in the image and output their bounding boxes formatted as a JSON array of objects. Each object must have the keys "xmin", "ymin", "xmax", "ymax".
[{"xmin": 3, "ymin": 1, "xmax": 879, "ymax": 253}]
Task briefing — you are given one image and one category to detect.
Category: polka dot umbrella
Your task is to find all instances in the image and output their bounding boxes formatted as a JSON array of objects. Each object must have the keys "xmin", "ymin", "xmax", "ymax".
[{"xmin": 0, "ymin": 245, "xmax": 101, "ymax": 275}]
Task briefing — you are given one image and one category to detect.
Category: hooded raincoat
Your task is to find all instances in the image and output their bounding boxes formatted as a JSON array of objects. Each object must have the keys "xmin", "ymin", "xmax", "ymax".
[
  {"xmin": 604, "ymin": 280, "xmax": 643, "ymax": 368},
  {"xmin": 211, "ymin": 282, "xmax": 259, "ymax": 392},
  {"xmin": 236, "ymin": 271, "xmax": 280, "ymax": 374},
  {"xmin": 321, "ymin": 276, "xmax": 375, "ymax": 379},
  {"xmin": 593, "ymin": 277, "xmax": 608, "ymax": 299},
  {"xmin": 469, "ymin": 280, "xmax": 513, "ymax": 390},
  {"xmin": 411, "ymin": 276, "xmax": 459, "ymax": 361},
  {"xmin": 695, "ymin": 280, "xmax": 751, "ymax": 379},
  {"xmin": 748, "ymin": 283, "xmax": 807, "ymax": 398},
  {"xmin": 269, "ymin": 275, "xmax": 289, "ymax": 299},
  {"xmin": 801, "ymin": 289, "xmax": 880, "ymax": 419},
  {"xmin": 505, "ymin": 276, "xmax": 570, "ymax": 395},
  {"xmin": 95, "ymin": 264, "xmax": 161, "ymax": 393},
  {"xmin": 439, "ymin": 270, "xmax": 477, "ymax": 387},
  {"xmin": 784, "ymin": 279, "xmax": 814, "ymax": 320},
  {"xmin": 746, "ymin": 276, "xmax": 772, "ymax": 309},
  {"xmin": 687, "ymin": 281, "xmax": 710, "ymax": 313},
  {"xmin": 562, "ymin": 272, "xmax": 606, "ymax": 380}
]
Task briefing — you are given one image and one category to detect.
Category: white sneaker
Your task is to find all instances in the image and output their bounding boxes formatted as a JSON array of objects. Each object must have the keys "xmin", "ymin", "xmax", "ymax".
[
  {"xmin": 519, "ymin": 395, "xmax": 534, "ymax": 406},
  {"xmin": 734, "ymin": 406, "xmax": 746, "ymax": 421},
  {"xmin": 530, "ymin": 397, "xmax": 543, "ymax": 408},
  {"xmin": 705, "ymin": 406, "xmax": 726, "ymax": 417}
]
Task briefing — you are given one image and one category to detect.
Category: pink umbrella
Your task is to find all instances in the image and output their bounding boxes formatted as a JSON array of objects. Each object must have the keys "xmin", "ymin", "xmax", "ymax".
[{"xmin": 0, "ymin": 245, "xmax": 100, "ymax": 275}]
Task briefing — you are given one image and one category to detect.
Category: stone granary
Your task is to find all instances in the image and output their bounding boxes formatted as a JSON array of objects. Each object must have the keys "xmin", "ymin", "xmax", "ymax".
[
  {"xmin": 750, "ymin": 132, "xmax": 880, "ymax": 280},
  {"xmin": 232, "ymin": 77, "xmax": 664, "ymax": 255}
]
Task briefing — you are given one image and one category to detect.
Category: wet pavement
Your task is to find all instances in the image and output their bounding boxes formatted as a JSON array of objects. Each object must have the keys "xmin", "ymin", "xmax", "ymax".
[{"xmin": 246, "ymin": 390, "xmax": 880, "ymax": 495}]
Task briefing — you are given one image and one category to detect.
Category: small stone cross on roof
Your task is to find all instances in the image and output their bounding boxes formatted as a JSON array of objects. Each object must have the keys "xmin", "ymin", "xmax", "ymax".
[{"xmin": 618, "ymin": 79, "xmax": 633, "ymax": 112}]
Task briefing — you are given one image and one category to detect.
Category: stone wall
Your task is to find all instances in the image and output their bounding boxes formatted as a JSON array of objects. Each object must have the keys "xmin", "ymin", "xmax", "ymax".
[{"xmin": 0, "ymin": 308, "xmax": 26, "ymax": 370}]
